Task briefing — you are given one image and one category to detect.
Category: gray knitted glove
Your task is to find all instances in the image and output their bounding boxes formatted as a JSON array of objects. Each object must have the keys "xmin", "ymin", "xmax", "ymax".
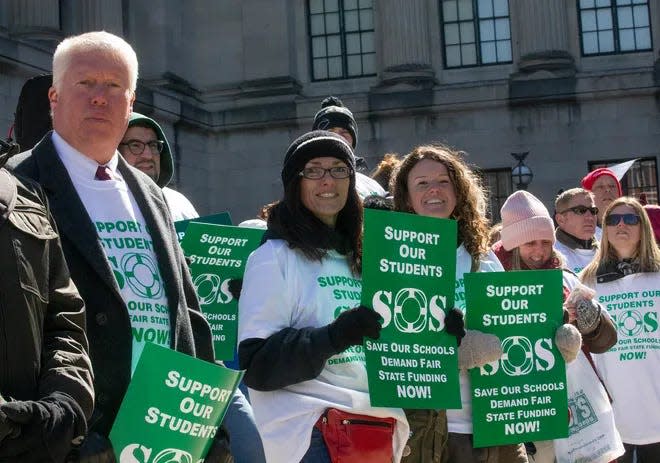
[
  {"xmin": 555, "ymin": 324, "xmax": 582, "ymax": 363},
  {"xmin": 457, "ymin": 330, "xmax": 503, "ymax": 370},
  {"xmin": 575, "ymin": 299, "xmax": 601, "ymax": 334}
]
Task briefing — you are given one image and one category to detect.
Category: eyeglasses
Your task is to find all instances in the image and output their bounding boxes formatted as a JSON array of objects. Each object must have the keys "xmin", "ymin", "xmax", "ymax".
[
  {"xmin": 604, "ymin": 213, "xmax": 641, "ymax": 226},
  {"xmin": 119, "ymin": 139, "xmax": 164, "ymax": 156},
  {"xmin": 299, "ymin": 166, "xmax": 352, "ymax": 180},
  {"xmin": 558, "ymin": 205, "xmax": 599, "ymax": 216}
]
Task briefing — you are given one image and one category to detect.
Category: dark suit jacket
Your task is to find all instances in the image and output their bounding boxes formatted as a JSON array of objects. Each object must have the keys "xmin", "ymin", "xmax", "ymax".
[{"xmin": 9, "ymin": 132, "xmax": 214, "ymax": 437}]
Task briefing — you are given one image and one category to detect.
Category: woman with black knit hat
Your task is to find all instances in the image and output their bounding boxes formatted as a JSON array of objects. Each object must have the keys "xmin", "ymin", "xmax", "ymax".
[{"xmin": 238, "ymin": 130, "xmax": 409, "ymax": 463}]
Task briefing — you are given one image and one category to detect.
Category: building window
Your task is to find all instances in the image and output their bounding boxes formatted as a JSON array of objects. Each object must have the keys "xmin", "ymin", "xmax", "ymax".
[
  {"xmin": 588, "ymin": 157, "xmax": 659, "ymax": 204},
  {"xmin": 481, "ymin": 168, "xmax": 513, "ymax": 223},
  {"xmin": 578, "ymin": 0, "xmax": 652, "ymax": 55},
  {"xmin": 308, "ymin": 0, "xmax": 376, "ymax": 81},
  {"xmin": 440, "ymin": 0, "xmax": 512, "ymax": 68}
]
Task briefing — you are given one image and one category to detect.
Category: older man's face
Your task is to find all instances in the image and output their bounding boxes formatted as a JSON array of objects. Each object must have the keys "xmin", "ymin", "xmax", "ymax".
[
  {"xmin": 592, "ymin": 175, "xmax": 620, "ymax": 221},
  {"xmin": 48, "ymin": 50, "xmax": 134, "ymax": 162}
]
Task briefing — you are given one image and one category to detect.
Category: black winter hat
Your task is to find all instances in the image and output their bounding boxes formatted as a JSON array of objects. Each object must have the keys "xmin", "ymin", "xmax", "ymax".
[
  {"xmin": 281, "ymin": 130, "xmax": 355, "ymax": 187},
  {"xmin": 312, "ymin": 96, "xmax": 358, "ymax": 148},
  {"xmin": 14, "ymin": 74, "xmax": 53, "ymax": 151}
]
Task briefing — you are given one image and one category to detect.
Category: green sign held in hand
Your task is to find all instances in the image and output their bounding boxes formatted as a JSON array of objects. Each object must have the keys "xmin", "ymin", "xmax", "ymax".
[
  {"xmin": 361, "ymin": 208, "xmax": 460, "ymax": 409},
  {"xmin": 110, "ymin": 343, "xmax": 243, "ymax": 461},
  {"xmin": 181, "ymin": 223, "xmax": 264, "ymax": 360},
  {"xmin": 175, "ymin": 211, "xmax": 233, "ymax": 242},
  {"xmin": 465, "ymin": 269, "xmax": 568, "ymax": 447}
]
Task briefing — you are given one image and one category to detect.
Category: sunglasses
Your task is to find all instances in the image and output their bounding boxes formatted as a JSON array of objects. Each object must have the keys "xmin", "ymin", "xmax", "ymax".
[
  {"xmin": 558, "ymin": 205, "xmax": 599, "ymax": 216},
  {"xmin": 604, "ymin": 213, "xmax": 641, "ymax": 226}
]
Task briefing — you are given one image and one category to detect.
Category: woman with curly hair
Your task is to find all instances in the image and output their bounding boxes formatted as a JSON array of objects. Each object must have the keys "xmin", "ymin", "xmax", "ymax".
[
  {"xmin": 390, "ymin": 145, "xmax": 524, "ymax": 463},
  {"xmin": 581, "ymin": 197, "xmax": 660, "ymax": 463}
]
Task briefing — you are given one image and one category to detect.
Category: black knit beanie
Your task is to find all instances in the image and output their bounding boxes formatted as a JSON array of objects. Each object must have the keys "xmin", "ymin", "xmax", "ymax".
[
  {"xmin": 312, "ymin": 96, "xmax": 358, "ymax": 148},
  {"xmin": 281, "ymin": 130, "xmax": 355, "ymax": 187}
]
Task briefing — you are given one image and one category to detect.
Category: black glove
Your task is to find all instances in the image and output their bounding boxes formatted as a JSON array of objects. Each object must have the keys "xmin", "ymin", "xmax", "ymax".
[
  {"xmin": 74, "ymin": 432, "xmax": 116, "ymax": 463},
  {"xmin": 227, "ymin": 278, "xmax": 243, "ymax": 301},
  {"xmin": 328, "ymin": 306, "xmax": 382, "ymax": 352},
  {"xmin": 0, "ymin": 392, "xmax": 85, "ymax": 461},
  {"xmin": 445, "ymin": 308, "xmax": 466, "ymax": 346}
]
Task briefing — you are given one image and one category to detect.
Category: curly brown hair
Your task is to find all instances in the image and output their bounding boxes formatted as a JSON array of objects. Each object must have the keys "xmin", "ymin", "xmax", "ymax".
[
  {"xmin": 370, "ymin": 153, "xmax": 401, "ymax": 191},
  {"xmin": 390, "ymin": 144, "xmax": 490, "ymax": 265}
]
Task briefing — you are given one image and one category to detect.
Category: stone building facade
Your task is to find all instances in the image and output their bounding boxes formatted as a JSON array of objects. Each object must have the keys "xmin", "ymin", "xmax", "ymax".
[{"xmin": 1, "ymin": 0, "xmax": 659, "ymax": 222}]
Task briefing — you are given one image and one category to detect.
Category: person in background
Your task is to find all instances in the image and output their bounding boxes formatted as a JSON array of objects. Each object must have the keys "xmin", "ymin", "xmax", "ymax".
[
  {"xmin": 12, "ymin": 74, "xmax": 53, "ymax": 151},
  {"xmin": 581, "ymin": 168, "xmax": 622, "ymax": 240},
  {"xmin": 493, "ymin": 190, "xmax": 619, "ymax": 463},
  {"xmin": 581, "ymin": 197, "xmax": 660, "ymax": 463},
  {"xmin": 9, "ymin": 31, "xmax": 229, "ymax": 460},
  {"xmin": 0, "ymin": 144, "xmax": 93, "ymax": 462},
  {"xmin": 238, "ymin": 131, "xmax": 409, "ymax": 462},
  {"xmin": 390, "ymin": 144, "xmax": 520, "ymax": 463},
  {"xmin": 554, "ymin": 188, "xmax": 599, "ymax": 273},
  {"xmin": 643, "ymin": 204, "xmax": 660, "ymax": 244},
  {"xmin": 312, "ymin": 96, "xmax": 387, "ymax": 199},
  {"xmin": 488, "ymin": 222, "xmax": 503, "ymax": 247},
  {"xmin": 371, "ymin": 152, "xmax": 401, "ymax": 193},
  {"xmin": 118, "ymin": 112, "xmax": 265, "ymax": 463},
  {"xmin": 118, "ymin": 112, "xmax": 198, "ymax": 221}
]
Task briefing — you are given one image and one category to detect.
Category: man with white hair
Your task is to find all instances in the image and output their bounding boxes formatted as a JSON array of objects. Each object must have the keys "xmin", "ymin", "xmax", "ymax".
[{"xmin": 9, "ymin": 31, "xmax": 228, "ymax": 460}]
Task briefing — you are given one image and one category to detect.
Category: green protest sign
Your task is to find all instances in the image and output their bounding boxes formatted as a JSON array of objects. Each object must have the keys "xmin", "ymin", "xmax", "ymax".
[
  {"xmin": 181, "ymin": 223, "xmax": 264, "ymax": 360},
  {"xmin": 465, "ymin": 269, "xmax": 568, "ymax": 447},
  {"xmin": 175, "ymin": 212, "xmax": 233, "ymax": 242},
  {"xmin": 110, "ymin": 343, "xmax": 243, "ymax": 461},
  {"xmin": 361, "ymin": 208, "xmax": 460, "ymax": 409},
  {"xmin": 596, "ymin": 273, "xmax": 660, "ymax": 360}
]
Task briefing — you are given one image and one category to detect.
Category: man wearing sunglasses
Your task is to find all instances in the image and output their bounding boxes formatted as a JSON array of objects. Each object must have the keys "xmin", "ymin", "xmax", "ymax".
[
  {"xmin": 554, "ymin": 188, "xmax": 599, "ymax": 273},
  {"xmin": 118, "ymin": 113, "xmax": 199, "ymax": 221}
]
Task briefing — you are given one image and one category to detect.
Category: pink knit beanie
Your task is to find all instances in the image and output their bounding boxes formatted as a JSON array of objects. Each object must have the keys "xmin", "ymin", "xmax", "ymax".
[{"xmin": 500, "ymin": 191, "xmax": 555, "ymax": 251}]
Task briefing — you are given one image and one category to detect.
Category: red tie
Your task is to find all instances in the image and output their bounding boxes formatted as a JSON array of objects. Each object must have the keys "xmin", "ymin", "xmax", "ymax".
[{"xmin": 95, "ymin": 166, "xmax": 112, "ymax": 181}]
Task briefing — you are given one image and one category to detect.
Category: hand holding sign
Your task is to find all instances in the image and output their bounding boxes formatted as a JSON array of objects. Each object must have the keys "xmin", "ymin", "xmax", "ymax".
[
  {"xmin": 362, "ymin": 209, "xmax": 460, "ymax": 409},
  {"xmin": 329, "ymin": 306, "xmax": 382, "ymax": 352}
]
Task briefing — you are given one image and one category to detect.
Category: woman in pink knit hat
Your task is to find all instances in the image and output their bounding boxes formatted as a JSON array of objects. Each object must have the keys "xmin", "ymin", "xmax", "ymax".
[{"xmin": 493, "ymin": 190, "xmax": 620, "ymax": 463}]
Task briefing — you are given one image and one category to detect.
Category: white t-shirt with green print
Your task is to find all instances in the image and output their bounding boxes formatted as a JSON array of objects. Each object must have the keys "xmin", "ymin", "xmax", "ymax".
[{"xmin": 54, "ymin": 132, "xmax": 171, "ymax": 373}]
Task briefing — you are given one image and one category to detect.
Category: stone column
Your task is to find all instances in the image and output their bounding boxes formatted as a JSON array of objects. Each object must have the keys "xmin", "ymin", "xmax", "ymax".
[
  {"xmin": 511, "ymin": 0, "xmax": 574, "ymax": 73},
  {"xmin": 377, "ymin": 0, "xmax": 435, "ymax": 86},
  {"xmin": 67, "ymin": 0, "xmax": 123, "ymax": 35},
  {"xmin": 8, "ymin": 0, "xmax": 60, "ymax": 40}
]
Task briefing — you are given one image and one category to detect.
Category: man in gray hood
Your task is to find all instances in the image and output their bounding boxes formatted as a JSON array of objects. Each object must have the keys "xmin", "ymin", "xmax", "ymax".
[{"xmin": 118, "ymin": 112, "xmax": 199, "ymax": 221}]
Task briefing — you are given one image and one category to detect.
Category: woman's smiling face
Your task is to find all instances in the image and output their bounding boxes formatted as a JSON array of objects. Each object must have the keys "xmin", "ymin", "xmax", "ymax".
[{"xmin": 406, "ymin": 158, "xmax": 457, "ymax": 219}]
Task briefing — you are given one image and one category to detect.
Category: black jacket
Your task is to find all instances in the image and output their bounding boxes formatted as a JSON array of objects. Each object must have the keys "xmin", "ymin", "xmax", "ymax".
[
  {"xmin": 8, "ymin": 133, "xmax": 214, "ymax": 437},
  {"xmin": 0, "ymin": 168, "xmax": 94, "ymax": 459}
]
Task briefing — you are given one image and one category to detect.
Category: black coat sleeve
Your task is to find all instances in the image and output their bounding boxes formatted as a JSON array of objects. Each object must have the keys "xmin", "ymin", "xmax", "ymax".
[{"xmin": 239, "ymin": 325, "xmax": 340, "ymax": 391}]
